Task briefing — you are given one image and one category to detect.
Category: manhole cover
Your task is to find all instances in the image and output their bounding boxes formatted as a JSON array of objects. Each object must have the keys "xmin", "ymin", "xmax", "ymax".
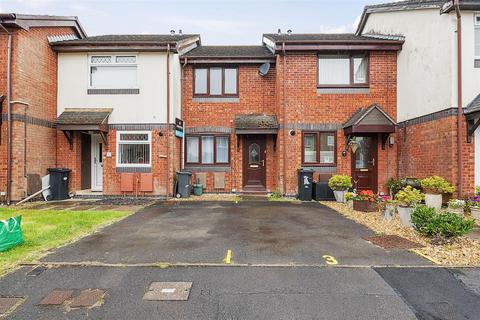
[
  {"xmin": 38, "ymin": 289, "xmax": 73, "ymax": 306},
  {"xmin": 0, "ymin": 297, "xmax": 24, "ymax": 315},
  {"xmin": 27, "ymin": 266, "xmax": 47, "ymax": 277},
  {"xmin": 69, "ymin": 289, "xmax": 105, "ymax": 308},
  {"xmin": 363, "ymin": 235, "xmax": 422, "ymax": 249},
  {"xmin": 143, "ymin": 282, "xmax": 192, "ymax": 301}
]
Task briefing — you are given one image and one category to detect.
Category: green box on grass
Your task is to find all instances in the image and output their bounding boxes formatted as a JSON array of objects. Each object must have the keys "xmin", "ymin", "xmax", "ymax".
[{"xmin": 0, "ymin": 216, "xmax": 24, "ymax": 252}]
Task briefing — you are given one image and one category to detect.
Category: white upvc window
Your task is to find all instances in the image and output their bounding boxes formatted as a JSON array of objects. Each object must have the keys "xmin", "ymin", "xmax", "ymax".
[
  {"xmin": 89, "ymin": 55, "xmax": 138, "ymax": 89},
  {"xmin": 475, "ymin": 13, "xmax": 480, "ymax": 59},
  {"xmin": 116, "ymin": 131, "xmax": 152, "ymax": 167}
]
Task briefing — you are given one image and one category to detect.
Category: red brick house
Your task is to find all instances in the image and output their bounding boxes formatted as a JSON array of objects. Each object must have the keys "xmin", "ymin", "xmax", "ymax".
[
  {"xmin": 0, "ymin": 14, "xmax": 86, "ymax": 204},
  {"xmin": 181, "ymin": 34, "xmax": 403, "ymax": 196}
]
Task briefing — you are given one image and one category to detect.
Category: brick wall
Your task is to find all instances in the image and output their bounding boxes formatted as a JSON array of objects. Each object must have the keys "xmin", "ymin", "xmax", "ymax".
[
  {"xmin": 397, "ymin": 114, "xmax": 475, "ymax": 197},
  {"xmin": 182, "ymin": 64, "xmax": 278, "ymax": 193},
  {"xmin": 1, "ymin": 27, "xmax": 77, "ymax": 201},
  {"xmin": 182, "ymin": 51, "xmax": 398, "ymax": 195}
]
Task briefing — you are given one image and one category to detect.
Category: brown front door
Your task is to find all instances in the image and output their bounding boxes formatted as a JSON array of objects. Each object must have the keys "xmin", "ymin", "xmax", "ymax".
[
  {"xmin": 243, "ymin": 135, "xmax": 266, "ymax": 191},
  {"xmin": 81, "ymin": 133, "xmax": 92, "ymax": 190},
  {"xmin": 351, "ymin": 136, "xmax": 378, "ymax": 192}
]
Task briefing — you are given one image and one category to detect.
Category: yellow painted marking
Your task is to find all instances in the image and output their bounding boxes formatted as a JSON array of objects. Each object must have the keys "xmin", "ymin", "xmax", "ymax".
[
  {"xmin": 223, "ymin": 250, "xmax": 233, "ymax": 264},
  {"xmin": 410, "ymin": 249, "xmax": 441, "ymax": 265},
  {"xmin": 322, "ymin": 255, "xmax": 338, "ymax": 265},
  {"xmin": 157, "ymin": 263, "xmax": 171, "ymax": 269}
]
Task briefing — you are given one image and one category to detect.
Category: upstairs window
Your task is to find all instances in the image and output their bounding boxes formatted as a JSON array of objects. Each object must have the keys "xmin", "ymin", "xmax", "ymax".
[
  {"xmin": 186, "ymin": 135, "xmax": 230, "ymax": 165},
  {"xmin": 475, "ymin": 13, "xmax": 480, "ymax": 60},
  {"xmin": 90, "ymin": 55, "xmax": 137, "ymax": 89},
  {"xmin": 194, "ymin": 67, "xmax": 238, "ymax": 97},
  {"xmin": 318, "ymin": 54, "xmax": 368, "ymax": 87}
]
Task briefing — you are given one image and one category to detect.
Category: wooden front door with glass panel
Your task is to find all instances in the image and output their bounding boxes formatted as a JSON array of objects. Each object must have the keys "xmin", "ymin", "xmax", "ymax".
[
  {"xmin": 351, "ymin": 136, "xmax": 378, "ymax": 193},
  {"xmin": 243, "ymin": 136, "xmax": 266, "ymax": 190}
]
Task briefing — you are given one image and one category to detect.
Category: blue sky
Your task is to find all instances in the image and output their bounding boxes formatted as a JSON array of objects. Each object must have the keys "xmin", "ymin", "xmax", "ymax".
[{"xmin": 0, "ymin": 0, "xmax": 390, "ymax": 44}]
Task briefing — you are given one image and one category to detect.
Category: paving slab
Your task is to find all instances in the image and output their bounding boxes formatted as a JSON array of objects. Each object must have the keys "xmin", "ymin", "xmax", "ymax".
[
  {"xmin": 0, "ymin": 266, "xmax": 417, "ymax": 319},
  {"xmin": 43, "ymin": 201, "xmax": 428, "ymax": 266}
]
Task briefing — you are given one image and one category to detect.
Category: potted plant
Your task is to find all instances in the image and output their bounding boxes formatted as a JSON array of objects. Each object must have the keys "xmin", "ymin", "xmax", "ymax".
[
  {"xmin": 395, "ymin": 186, "xmax": 424, "ymax": 227},
  {"xmin": 382, "ymin": 199, "xmax": 398, "ymax": 221},
  {"xmin": 470, "ymin": 202, "xmax": 480, "ymax": 222},
  {"xmin": 352, "ymin": 190, "xmax": 379, "ymax": 212},
  {"xmin": 345, "ymin": 192, "xmax": 355, "ymax": 209},
  {"xmin": 328, "ymin": 175, "xmax": 352, "ymax": 203},
  {"xmin": 447, "ymin": 199, "xmax": 465, "ymax": 217},
  {"xmin": 420, "ymin": 176, "xmax": 455, "ymax": 210},
  {"xmin": 386, "ymin": 178, "xmax": 403, "ymax": 198}
]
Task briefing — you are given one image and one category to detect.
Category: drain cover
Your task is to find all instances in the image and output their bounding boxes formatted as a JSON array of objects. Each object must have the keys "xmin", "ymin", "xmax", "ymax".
[
  {"xmin": 38, "ymin": 289, "xmax": 73, "ymax": 306},
  {"xmin": 27, "ymin": 266, "xmax": 47, "ymax": 277},
  {"xmin": 69, "ymin": 289, "xmax": 105, "ymax": 308},
  {"xmin": 143, "ymin": 282, "xmax": 192, "ymax": 301},
  {"xmin": 0, "ymin": 297, "xmax": 24, "ymax": 315},
  {"xmin": 363, "ymin": 235, "xmax": 422, "ymax": 249}
]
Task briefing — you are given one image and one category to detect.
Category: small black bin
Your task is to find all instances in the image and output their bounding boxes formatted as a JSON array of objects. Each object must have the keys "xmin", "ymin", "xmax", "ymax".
[
  {"xmin": 47, "ymin": 168, "xmax": 71, "ymax": 200},
  {"xmin": 176, "ymin": 171, "xmax": 192, "ymax": 198},
  {"xmin": 298, "ymin": 169, "xmax": 314, "ymax": 201},
  {"xmin": 313, "ymin": 182, "xmax": 335, "ymax": 201}
]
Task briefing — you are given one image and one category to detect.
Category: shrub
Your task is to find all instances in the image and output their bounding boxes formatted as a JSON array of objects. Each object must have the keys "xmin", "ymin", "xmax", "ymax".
[
  {"xmin": 395, "ymin": 186, "xmax": 424, "ymax": 207},
  {"xmin": 386, "ymin": 178, "xmax": 403, "ymax": 196},
  {"xmin": 420, "ymin": 176, "xmax": 455, "ymax": 194},
  {"xmin": 411, "ymin": 205, "xmax": 474, "ymax": 239},
  {"xmin": 344, "ymin": 192, "xmax": 355, "ymax": 201},
  {"xmin": 476, "ymin": 185, "xmax": 480, "ymax": 196},
  {"xmin": 328, "ymin": 175, "xmax": 352, "ymax": 191}
]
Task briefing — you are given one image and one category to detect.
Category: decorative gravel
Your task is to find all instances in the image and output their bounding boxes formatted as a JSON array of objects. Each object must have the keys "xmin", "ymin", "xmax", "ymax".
[{"xmin": 321, "ymin": 201, "xmax": 480, "ymax": 266}]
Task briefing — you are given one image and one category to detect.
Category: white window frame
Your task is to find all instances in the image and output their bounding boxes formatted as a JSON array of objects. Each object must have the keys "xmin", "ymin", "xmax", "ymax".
[
  {"xmin": 116, "ymin": 131, "xmax": 152, "ymax": 168},
  {"xmin": 475, "ymin": 13, "xmax": 480, "ymax": 59},
  {"xmin": 88, "ymin": 54, "xmax": 138, "ymax": 89}
]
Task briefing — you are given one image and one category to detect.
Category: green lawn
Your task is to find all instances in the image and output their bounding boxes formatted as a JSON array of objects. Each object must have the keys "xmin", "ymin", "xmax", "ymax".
[{"xmin": 0, "ymin": 208, "xmax": 131, "ymax": 275}]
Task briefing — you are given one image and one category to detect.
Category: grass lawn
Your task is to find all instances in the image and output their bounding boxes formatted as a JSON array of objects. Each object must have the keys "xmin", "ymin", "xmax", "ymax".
[{"xmin": 0, "ymin": 208, "xmax": 131, "ymax": 275}]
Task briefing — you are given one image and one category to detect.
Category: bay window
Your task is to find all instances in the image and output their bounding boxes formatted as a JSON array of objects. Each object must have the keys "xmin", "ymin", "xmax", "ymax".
[
  {"xmin": 194, "ymin": 67, "xmax": 238, "ymax": 96},
  {"xmin": 186, "ymin": 135, "xmax": 230, "ymax": 165},
  {"xmin": 318, "ymin": 54, "xmax": 368, "ymax": 87},
  {"xmin": 116, "ymin": 131, "xmax": 151, "ymax": 167},
  {"xmin": 89, "ymin": 55, "xmax": 137, "ymax": 89},
  {"xmin": 302, "ymin": 132, "xmax": 336, "ymax": 165}
]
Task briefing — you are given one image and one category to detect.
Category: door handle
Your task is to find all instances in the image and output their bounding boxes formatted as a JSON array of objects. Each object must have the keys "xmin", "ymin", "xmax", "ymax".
[
  {"xmin": 371, "ymin": 158, "xmax": 375, "ymax": 167},
  {"xmin": 262, "ymin": 160, "xmax": 265, "ymax": 167}
]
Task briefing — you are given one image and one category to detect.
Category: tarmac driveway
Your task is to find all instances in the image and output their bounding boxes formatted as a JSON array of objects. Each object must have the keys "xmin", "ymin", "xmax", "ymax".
[{"xmin": 44, "ymin": 201, "xmax": 428, "ymax": 266}]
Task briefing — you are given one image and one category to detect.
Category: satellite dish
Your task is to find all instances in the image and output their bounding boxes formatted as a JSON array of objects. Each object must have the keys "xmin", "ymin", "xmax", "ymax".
[{"xmin": 258, "ymin": 63, "xmax": 270, "ymax": 76}]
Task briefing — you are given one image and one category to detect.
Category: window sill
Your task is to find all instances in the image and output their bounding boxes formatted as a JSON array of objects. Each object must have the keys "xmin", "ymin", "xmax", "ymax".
[
  {"xmin": 116, "ymin": 167, "xmax": 151, "ymax": 173},
  {"xmin": 317, "ymin": 87, "xmax": 370, "ymax": 94},
  {"xmin": 475, "ymin": 59, "xmax": 480, "ymax": 68},
  {"xmin": 184, "ymin": 165, "xmax": 231, "ymax": 172},
  {"xmin": 88, "ymin": 88, "xmax": 140, "ymax": 95},
  {"xmin": 192, "ymin": 97, "xmax": 240, "ymax": 103},
  {"xmin": 301, "ymin": 166, "xmax": 337, "ymax": 173}
]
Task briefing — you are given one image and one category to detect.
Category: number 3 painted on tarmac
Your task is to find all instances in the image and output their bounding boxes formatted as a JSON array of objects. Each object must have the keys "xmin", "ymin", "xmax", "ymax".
[{"xmin": 322, "ymin": 255, "xmax": 338, "ymax": 265}]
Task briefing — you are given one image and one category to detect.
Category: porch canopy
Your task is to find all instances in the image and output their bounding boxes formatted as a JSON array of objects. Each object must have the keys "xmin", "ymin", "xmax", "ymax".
[
  {"xmin": 343, "ymin": 104, "xmax": 396, "ymax": 135},
  {"xmin": 55, "ymin": 108, "xmax": 112, "ymax": 148},
  {"xmin": 465, "ymin": 93, "xmax": 480, "ymax": 143},
  {"xmin": 234, "ymin": 114, "xmax": 279, "ymax": 135}
]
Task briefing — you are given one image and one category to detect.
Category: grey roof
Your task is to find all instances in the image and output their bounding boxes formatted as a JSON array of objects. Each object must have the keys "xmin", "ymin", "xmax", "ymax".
[
  {"xmin": 0, "ymin": 13, "xmax": 86, "ymax": 38},
  {"xmin": 50, "ymin": 34, "xmax": 199, "ymax": 45},
  {"xmin": 465, "ymin": 94, "xmax": 480, "ymax": 115},
  {"xmin": 56, "ymin": 108, "xmax": 112, "ymax": 125},
  {"xmin": 343, "ymin": 104, "xmax": 396, "ymax": 128},
  {"xmin": 263, "ymin": 33, "xmax": 403, "ymax": 43},
  {"xmin": 356, "ymin": 0, "xmax": 480, "ymax": 34},
  {"xmin": 182, "ymin": 46, "xmax": 274, "ymax": 58},
  {"xmin": 235, "ymin": 114, "xmax": 279, "ymax": 130}
]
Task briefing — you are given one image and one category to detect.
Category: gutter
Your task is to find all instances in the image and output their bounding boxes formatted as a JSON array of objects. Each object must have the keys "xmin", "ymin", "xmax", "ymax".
[
  {"xmin": 454, "ymin": 0, "xmax": 464, "ymax": 196},
  {"xmin": 0, "ymin": 21, "xmax": 13, "ymax": 205}
]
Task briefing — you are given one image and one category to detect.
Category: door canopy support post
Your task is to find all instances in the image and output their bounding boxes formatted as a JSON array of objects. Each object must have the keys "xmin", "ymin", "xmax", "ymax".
[{"xmin": 63, "ymin": 130, "xmax": 74, "ymax": 150}]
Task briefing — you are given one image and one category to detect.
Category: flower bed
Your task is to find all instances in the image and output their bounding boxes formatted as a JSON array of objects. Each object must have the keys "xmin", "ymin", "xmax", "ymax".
[{"xmin": 320, "ymin": 201, "xmax": 480, "ymax": 266}]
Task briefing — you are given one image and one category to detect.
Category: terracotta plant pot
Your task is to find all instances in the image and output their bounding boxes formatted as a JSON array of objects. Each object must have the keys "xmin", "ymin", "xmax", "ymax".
[
  {"xmin": 333, "ymin": 190, "xmax": 346, "ymax": 203},
  {"xmin": 425, "ymin": 193, "xmax": 442, "ymax": 210},
  {"xmin": 471, "ymin": 207, "xmax": 480, "ymax": 222},
  {"xmin": 353, "ymin": 200, "xmax": 378, "ymax": 212},
  {"xmin": 398, "ymin": 206, "xmax": 413, "ymax": 227}
]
